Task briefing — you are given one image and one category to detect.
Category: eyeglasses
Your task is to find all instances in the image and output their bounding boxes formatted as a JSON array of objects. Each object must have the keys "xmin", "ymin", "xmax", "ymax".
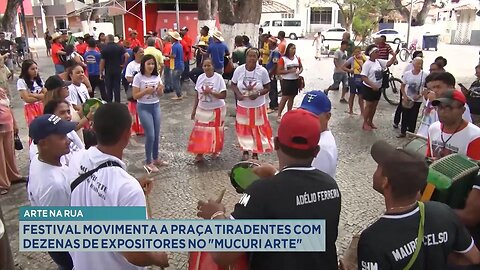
[{"xmin": 435, "ymin": 103, "xmax": 463, "ymax": 110}]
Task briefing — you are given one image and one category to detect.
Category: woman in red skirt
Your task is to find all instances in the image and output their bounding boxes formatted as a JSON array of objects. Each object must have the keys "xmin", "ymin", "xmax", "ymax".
[
  {"xmin": 188, "ymin": 58, "xmax": 227, "ymax": 163},
  {"xmin": 231, "ymin": 48, "xmax": 273, "ymax": 160},
  {"xmin": 125, "ymin": 46, "xmax": 145, "ymax": 136},
  {"xmin": 17, "ymin": 60, "xmax": 46, "ymax": 125}
]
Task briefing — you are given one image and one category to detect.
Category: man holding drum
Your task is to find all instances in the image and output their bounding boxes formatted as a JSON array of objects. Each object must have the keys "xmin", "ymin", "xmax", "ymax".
[
  {"xmin": 356, "ymin": 140, "xmax": 480, "ymax": 269},
  {"xmin": 196, "ymin": 109, "xmax": 341, "ymax": 270}
]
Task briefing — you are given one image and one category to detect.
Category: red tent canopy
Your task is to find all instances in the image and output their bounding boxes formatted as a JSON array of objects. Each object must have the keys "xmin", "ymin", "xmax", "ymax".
[{"xmin": 0, "ymin": 0, "xmax": 33, "ymax": 16}]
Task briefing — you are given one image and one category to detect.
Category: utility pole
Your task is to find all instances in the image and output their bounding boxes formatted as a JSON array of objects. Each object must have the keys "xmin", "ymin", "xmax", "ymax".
[
  {"xmin": 406, "ymin": 0, "xmax": 414, "ymax": 47},
  {"xmin": 175, "ymin": 0, "xmax": 180, "ymax": 31},
  {"xmin": 20, "ymin": 0, "xmax": 30, "ymax": 54}
]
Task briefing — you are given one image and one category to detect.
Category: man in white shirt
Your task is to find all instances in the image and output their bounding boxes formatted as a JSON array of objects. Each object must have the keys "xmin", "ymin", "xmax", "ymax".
[
  {"xmin": 299, "ymin": 91, "xmax": 338, "ymax": 178},
  {"xmin": 68, "ymin": 103, "xmax": 168, "ymax": 270},
  {"xmin": 28, "ymin": 114, "xmax": 77, "ymax": 270}
]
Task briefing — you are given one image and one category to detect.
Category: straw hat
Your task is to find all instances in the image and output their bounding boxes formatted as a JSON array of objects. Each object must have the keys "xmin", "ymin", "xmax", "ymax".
[
  {"xmin": 51, "ymin": 32, "xmax": 62, "ymax": 41},
  {"xmin": 168, "ymin": 31, "xmax": 182, "ymax": 41},
  {"xmin": 212, "ymin": 30, "xmax": 224, "ymax": 42},
  {"xmin": 197, "ymin": 41, "xmax": 207, "ymax": 47}
]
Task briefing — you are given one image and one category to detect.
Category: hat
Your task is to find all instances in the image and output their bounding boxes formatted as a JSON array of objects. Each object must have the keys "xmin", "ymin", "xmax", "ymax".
[
  {"xmin": 198, "ymin": 41, "xmax": 207, "ymax": 47},
  {"xmin": 300, "ymin": 91, "xmax": 331, "ymax": 116},
  {"xmin": 371, "ymin": 140, "xmax": 428, "ymax": 189},
  {"xmin": 168, "ymin": 31, "xmax": 182, "ymax": 41},
  {"xmin": 432, "ymin": 90, "xmax": 466, "ymax": 106},
  {"xmin": 268, "ymin": 36, "xmax": 278, "ymax": 43},
  {"xmin": 212, "ymin": 30, "xmax": 224, "ymax": 42},
  {"xmin": 278, "ymin": 110, "xmax": 320, "ymax": 150},
  {"xmin": 51, "ymin": 32, "xmax": 62, "ymax": 41},
  {"xmin": 45, "ymin": 75, "xmax": 71, "ymax": 91},
  {"xmin": 29, "ymin": 114, "xmax": 77, "ymax": 143},
  {"xmin": 181, "ymin": 26, "xmax": 189, "ymax": 31}
]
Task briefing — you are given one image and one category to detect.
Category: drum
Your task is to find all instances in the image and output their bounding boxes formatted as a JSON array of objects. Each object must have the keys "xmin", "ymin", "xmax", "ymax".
[
  {"xmin": 402, "ymin": 135, "xmax": 428, "ymax": 158},
  {"xmin": 229, "ymin": 161, "xmax": 260, "ymax": 194},
  {"xmin": 82, "ymin": 98, "xmax": 105, "ymax": 116},
  {"xmin": 421, "ymin": 154, "xmax": 479, "ymax": 209}
]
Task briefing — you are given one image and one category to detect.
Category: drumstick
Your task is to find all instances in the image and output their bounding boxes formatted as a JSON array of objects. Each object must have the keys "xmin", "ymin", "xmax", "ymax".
[{"xmin": 216, "ymin": 188, "xmax": 226, "ymax": 204}]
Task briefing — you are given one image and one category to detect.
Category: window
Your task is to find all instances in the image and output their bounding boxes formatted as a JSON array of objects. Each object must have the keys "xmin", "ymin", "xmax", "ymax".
[
  {"xmin": 56, "ymin": 19, "xmax": 67, "ymax": 30},
  {"xmin": 281, "ymin": 13, "xmax": 294, "ymax": 19},
  {"xmin": 263, "ymin": 21, "xmax": 270, "ymax": 27},
  {"xmin": 310, "ymin": 7, "xmax": 332, "ymax": 25},
  {"xmin": 284, "ymin": 20, "xmax": 301, "ymax": 27},
  {"xmin": 273, "ymin": 20, "xmax": 282, "ymax": 27}
]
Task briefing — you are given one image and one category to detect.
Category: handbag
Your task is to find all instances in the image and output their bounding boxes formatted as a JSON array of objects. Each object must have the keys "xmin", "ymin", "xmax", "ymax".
[
  {"xmin": 298, "ymin": 76, "xmax": 305, "ymax": 90},
  {"xmin": 14, "ymin": 133, "xmax": 23, "ymax": 151},
  {"xmin": 224, "ymin": 57, "xmax": 234, "ymax": 74}
]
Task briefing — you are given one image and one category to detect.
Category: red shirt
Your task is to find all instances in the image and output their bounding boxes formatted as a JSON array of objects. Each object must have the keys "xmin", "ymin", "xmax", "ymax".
[
  {"xmin": 181, "ymin": 34, "xmax": 193, "ymax": 60},
  {"xmin": 129, "ymin": 38, "xmax": 142, "ymax": 49},
  {"xmin": 163, "ymin": 42, "xmax": 172, "ymax": 66},
  {"xmin": 155, "ymin": 38, "xmax": 163, "ymax": 51},
  {"xmin": 278, "ymin": 39, "xmax": 287, "ymax": 55},
  {"xmin": 76, "ymin": 43, "xmax": 88, "ymax": 56},
  {"xmin": 51, "ymin": 42, "xmax": 64, "ymax": 65}
]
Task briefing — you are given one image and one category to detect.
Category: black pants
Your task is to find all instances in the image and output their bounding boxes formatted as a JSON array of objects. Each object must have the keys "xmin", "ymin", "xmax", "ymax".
[
  {"xmin": 48, "ymin": 252, "xmax": 73, "ymax": 270},
  {"xmin": 104, "ymin": 72, "xmax": 122, "ymax": 103},
  {"xmin": 182, "ymin": 60, "xmax": 190, "ymax": 81},
  {"xmin": 122, "ymin": 77, "xmax": 130, "ymax": 94},
  {"xmin": 89, "ymin": 75, "xmax": 107, "ymax": 100},
  {"xmin": 401, "ymin": 102, "xmax": 422, "ymax": 135},
  {"xmin": 269, "ymin": 78, "xmax": 279, "ymax": 109},
  {"xmin": 394, "ymin": 91, "xmax": 403, "ymax": 125}
]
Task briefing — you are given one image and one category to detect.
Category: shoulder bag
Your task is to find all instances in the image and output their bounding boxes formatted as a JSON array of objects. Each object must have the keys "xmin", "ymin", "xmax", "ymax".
[
  {"xmin": 70, "ymin": 161, "xmax": 121, "ymax": 192},
  {"xmin": 403, "ymin": 201, "xmax": 425, "ymax": 270}
]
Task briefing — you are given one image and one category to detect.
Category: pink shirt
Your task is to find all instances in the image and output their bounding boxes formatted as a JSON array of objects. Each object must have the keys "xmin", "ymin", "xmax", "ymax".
[{"xmin": 0, "ymin": 89, "xmax": 13, "ymax": 132}]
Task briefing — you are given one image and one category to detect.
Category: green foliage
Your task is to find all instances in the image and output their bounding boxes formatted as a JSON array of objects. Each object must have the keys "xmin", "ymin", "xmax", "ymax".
[{"xmin": 352, "ymin": 11, "xmax": 377, "ymax": 45}]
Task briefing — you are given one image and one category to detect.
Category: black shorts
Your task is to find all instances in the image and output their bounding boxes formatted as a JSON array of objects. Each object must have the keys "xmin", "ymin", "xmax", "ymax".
[
  {"xmin": 281, "ymin": 79, "xmax": 299, "ymax": 97},
  {"xmin": 362, "ymin": 84, "xmax": 381, "ymax": 102}
]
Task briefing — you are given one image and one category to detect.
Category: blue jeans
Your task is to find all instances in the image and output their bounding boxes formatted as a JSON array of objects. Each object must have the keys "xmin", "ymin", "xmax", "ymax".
[
  {"xmin": 164, "ymin": 67, "xmax": 173, "ymax": 93},
  {"xmin": 172, "ymin": 69, "xmax": 182, "ymax": 97},
  {"xmin": 55, "ymin": 64, "xmax": 65, "ymax": 74},
  {"xmin": 137, "ymin": 102, "xmax": 161, "ymax": 164}
]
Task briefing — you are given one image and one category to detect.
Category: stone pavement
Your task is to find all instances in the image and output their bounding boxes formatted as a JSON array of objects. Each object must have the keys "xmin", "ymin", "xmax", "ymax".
[{"xmin": 1, "ymin": 39, "xmax": 479, "ymax": 269}]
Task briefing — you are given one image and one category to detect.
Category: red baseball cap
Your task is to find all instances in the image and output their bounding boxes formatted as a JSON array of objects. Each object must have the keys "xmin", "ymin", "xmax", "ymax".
[
  {"xmin": 278, "ymin": 110, "xmax": 320, "ymax": 150},
  {"xmin": 432, "ymin": 89, "xmax": 466, "ymax": 106}
]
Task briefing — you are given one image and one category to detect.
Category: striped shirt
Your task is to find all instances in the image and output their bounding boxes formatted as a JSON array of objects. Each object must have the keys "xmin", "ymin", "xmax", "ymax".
[{"xmin": 377, "ymin": 43, "xmax": 393, "ymax": 60}]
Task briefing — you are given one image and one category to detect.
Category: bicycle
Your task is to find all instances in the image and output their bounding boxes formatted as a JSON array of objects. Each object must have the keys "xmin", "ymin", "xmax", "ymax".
[
  {"xmin": 398, "ymin": 41, "xmax": 418, "ymax": 62},
  {"xmin": 382, "ymin": 68, "xmax": 402, "ymax": 105}
]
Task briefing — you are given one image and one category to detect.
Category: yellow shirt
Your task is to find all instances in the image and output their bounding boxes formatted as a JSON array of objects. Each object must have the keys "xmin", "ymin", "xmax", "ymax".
[
  {"xmin": 199, "ymin": 35, "xmax": 210, "ymax": 44},
  {"xmin": 352, "ymin": 55, "xmax": 367, "ymax": 74},
  {"xmin": 143, "ymin": 46, "xmax": 165, "ymax": 72},
  {"xmin": 261, "ymin": 42, "xmax": 270, "ymax": 64}
]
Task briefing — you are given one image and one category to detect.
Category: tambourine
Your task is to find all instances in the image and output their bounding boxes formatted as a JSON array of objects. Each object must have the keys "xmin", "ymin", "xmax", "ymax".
[
  {"xmin": 229, "ymin": 161, "xmax": 260, "ymax": 194},
  {"xmin": 82, "ymin": 98, "xmax": 105, "ymax": 117}
]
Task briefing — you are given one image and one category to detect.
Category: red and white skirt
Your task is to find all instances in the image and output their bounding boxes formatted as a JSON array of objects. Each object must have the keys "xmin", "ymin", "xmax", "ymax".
[
  {"xmin": 188, "ymin": 106, "xmax": 226, "ymax": 154},
  {"xmin": 24, "ymin": 102, "xmax": 43, "ymax": 126},
  {"xmin": 128, "ymin": 101, "xmax": 144, "ymax": 136},
  {"xmin": 235, "ymin": 105, "xmax": 273, "ymax": 153}
]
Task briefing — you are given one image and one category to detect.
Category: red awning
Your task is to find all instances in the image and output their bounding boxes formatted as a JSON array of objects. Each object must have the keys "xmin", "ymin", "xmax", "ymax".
[{"xmin": 0, "ymin": 0, "xmax": 33, "ymax": 16}]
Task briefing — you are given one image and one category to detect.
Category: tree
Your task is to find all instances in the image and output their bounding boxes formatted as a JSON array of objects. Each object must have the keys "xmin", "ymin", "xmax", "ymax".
[
  {"xmin": 1, "ymin": 0, "xmax": 22, "ymax": 33},
  {"xmin": 327, "ymin": 0, "xmax": 393, "ymax": 32},
  {"xmin": 198, "ymin": 0, "xmax": 218, "ymax": 31},
  {"xmin": 217, "ymin": 0, "xmax": 262, "ymax": 50},
  {"xmin": 393, "ymin": 0, "xmax": 435, "ymax": 26}
]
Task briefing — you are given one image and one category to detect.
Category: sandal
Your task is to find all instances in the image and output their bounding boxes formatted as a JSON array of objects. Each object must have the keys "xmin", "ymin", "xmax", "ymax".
[
  {"xmin": 144, "ymin": 164, "xmax": 159, "ymax": 174},
  {"xmin": 153, "ymin": 159, "xmax": 169, "ymax": 167},
  {"xmin": 194, "ymin": 154, "xmax": 205, "ymax": 163},
  {"xmin": 0, "ymin": 189, "xmax": 8, "ymax": 195}
]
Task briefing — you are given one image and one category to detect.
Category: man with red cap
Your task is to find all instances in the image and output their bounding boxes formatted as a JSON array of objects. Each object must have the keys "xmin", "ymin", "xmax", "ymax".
[
  {"xmin": 426, "ymin": 90, "xmax": 480, "ymax": 160},
  {"xmin": 196, "ymin": 109, "xmax": 341, "ymax": 270}
]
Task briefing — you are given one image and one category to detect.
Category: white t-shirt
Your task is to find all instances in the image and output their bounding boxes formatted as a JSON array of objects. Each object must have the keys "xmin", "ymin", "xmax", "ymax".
[
  {"xmin": 361, "ymin": 59, "xmax": 387, "ymax": 89},
  {"xmin": 68, "ymin": 147, "xmax": 146, "ymax": 270},
  {"xmin": 402, "ymin": 70, "xmax": 428, "ymax": 102},
  {"xmin": 427, "ymin": 121, "xmax": 480, "ymax": 160},
  {"xmin": 231, "ymin": 64, "xmax": 270, "ymax": 108},
  {"xmin": 417, "ymin": 102, "xmax": 473, "ymax": 138},
  {"xmin": 132, "ymin": 74, "xmax": 162, "ymax": 104},
  {"xmin": 27, "ymin": 156, "xmax": 70, "ymax": 207},
  {"xmin": 195, "ymin": 73, "xmax": 226, "ymax": 110},
  {"xmin": 125, "ymin": 61, "xmax": 141, "ymax": 84},
  {"xmin": 29, "ymin": 130, "xmax": 84, "ymax": 166},
  {"xmin": 67, "ymin": 83, "xmax": 89, "ymax": 105},
  {"xmin": 311, "ymin": 130, "xmax": 338, "ymax": 179},
  {"xmin": 17, "ymin": 78, "xmax": 44, "ymax": 105}
]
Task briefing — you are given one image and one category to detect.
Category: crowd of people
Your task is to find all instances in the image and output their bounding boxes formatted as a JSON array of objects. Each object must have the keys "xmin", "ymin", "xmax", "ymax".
[{"xmin": 0, "ymin": 24, "xmax": 480, "ymax": 270}]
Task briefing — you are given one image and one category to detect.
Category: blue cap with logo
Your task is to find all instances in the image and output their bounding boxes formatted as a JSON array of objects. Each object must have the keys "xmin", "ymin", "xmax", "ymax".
[
  {"xmin": 29, "ymin": 114, "xmax": 77, "ymax": 143},
  {"xmin": 300, "ymin": 91, "xmax": 331, "ymax": 116}
]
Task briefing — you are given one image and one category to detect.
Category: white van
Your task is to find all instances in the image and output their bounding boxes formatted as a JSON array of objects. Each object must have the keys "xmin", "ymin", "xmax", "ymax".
[{"xmin": 261, "ymin": 19, "xmax": 305, "ymax": 40}]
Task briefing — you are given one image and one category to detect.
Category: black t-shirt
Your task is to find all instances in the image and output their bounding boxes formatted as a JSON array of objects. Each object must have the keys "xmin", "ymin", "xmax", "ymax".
[
  {"xmin": 231, "ymin": 166, "xmax": 341, "ymax": 270},
  {"xmin": 466, "ymin": 80, "xmax": 480, "ymax": 115},
  {"xmin": 358, "ymin": 201, "xmax": 474, "ymax": 270},
  {"xmin": 469, "ymin": 175, "xmax": 480, "ymax": 248},
  {"xmin": 0, "ymin": 39, "xmax": 13, "ymax": 55},
  {"xmin": 100, "ymin": 42, "xmax": 126, "ymax": 74}
]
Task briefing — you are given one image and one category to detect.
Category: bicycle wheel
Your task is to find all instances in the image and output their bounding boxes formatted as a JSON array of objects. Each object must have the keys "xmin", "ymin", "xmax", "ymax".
[
  {"xmin": 383, "ymin": 77, "xmax": 402, "ymax": 105},
  {"xmin": 399, "ymin": 49, "xmax": 409, "ymax": 62}
]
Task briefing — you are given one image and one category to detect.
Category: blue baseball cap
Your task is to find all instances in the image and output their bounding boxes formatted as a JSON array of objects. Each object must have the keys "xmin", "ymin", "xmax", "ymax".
[
  {"xmin": 29, "ymin": 114, "xmax": 76, "ymax": 143},
  {"xmin": 300, "ymin": 91, "xmax": 331, "ymax": 115}
]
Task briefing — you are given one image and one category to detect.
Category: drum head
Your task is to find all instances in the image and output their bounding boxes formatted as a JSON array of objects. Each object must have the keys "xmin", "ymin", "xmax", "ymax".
[
  {"xmin": 83, "ymin": 98, "xmax": 105, "ymax": 116},
  {"xmin": 229, "ymin": 161, "xmax": 260, "ymax": 194}
]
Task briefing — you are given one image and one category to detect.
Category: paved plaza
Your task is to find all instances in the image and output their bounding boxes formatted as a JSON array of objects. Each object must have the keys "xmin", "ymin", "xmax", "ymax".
[{"xmin": 1, "ymin": 38, "xmax": 479, "ymax": 269}]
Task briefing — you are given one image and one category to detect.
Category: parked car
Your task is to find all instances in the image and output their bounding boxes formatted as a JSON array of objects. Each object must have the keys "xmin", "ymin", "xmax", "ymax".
[
  {"xmin": 261, "ymin": 19, "xmax": 305, "ymax": 40},
  {"xmin": 321, "ymin": 27, "xmax": 346, "ymax": 42},
  {"xmin": 371, "ymin": 29, "xmax": 405, "ymax": 44}
]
